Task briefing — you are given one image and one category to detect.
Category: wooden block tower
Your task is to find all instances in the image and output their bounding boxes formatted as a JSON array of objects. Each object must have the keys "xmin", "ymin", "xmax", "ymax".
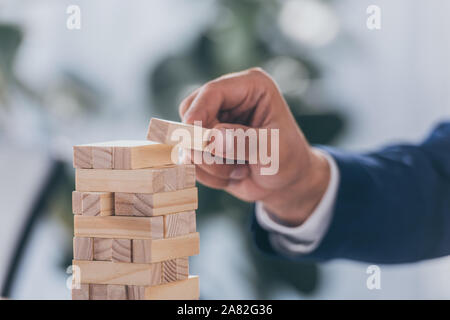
[{"xmin": 71, "ymin": 135, "xmax": 200, "ymax": 300}]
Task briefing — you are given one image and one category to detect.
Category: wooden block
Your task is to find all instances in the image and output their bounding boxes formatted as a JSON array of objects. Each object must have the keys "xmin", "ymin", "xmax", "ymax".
[
  {"xmin": 115, "ymin": 188, "xmax": 198, "ymax": 217},
  {"xmin": 92, "ymin": 146, "xmax": 113, "ymax": 169},
  {"xmin": 73, "ymin": 191, "xmax": 113, "ymax": 216},
  {"xmin": 73, "ymin": 260, "xmax": 162, "ymax": 286},
  {"xmin": 114, "ymin": 193, "xmax": 135, "ymax": 215},
  {"xmin": 150, "ymin": 167, "xmax": 166, "ymax": 193},
  {"xmin": 132, "ymin": 233, "xmax": 200, "ymax": 263},
  {"xmin": 160, "ymin": 164, "xmax": 196, "ymax": 191},
  {"xmin": 127, "ymin": 286, "xmax": 145, "ymax": 300},
  {"xmin": 75, "ymin": 166, "xmax": 193, "ymax": 193},
  {"xmin": 113, "ymin": 141, "xmax": 175, "ymax": 169},
  {"xmin": 164, "ymin": 211, "xmax": 196, "ymax": 238},
  {"xmin": 93, "ymin": 238, "xmax": 132, "ymax": 262},
  {"xmin": 73, "ymin": 237, "xmax": 93, "ymax": 261},
  {"xmin": 80, "ymin": 192, "xmax": 114, "ymax": 216},
  {"xmin": 75, "ymin": 216, "xmax": 163, "ymax": 240},
  {"xmin": 71, "ymin": 283, "xmax": 89, "ymax": 300},
  {"xmin": 112, "ymin": 239, "xmax": 132, "ymax": 262},
  {"xmin": 181, "ymin": 165, "xmax": 196, "ymax": 189},
  {"xmin": 164, "ymin": 165, "xmax": 178, "ymax": 191},
  {"xmin": 189, "ymin": 213, "xmax": 196, "ymax": 233},
  {"xmin": 73, "ymin": 145, "xmax": 92, "ymax": 169},
  {"xmin": 176, "ymin": 257, "xmax": 189, "ymax": 280},
  {"xmin": 147, "ymin": 118, "xmax": 211, "ymax": 152},
  {"xmin": 132, "ymin": 239, "xmax": 151, "ymax": 264},
  {"xmin": 74, "ymin": 140, "xmax": 175, "ymax": 170},
  {"xmin": 90, "ymin": 284, "xmax": 108, "ymax": 300},
  {"xmin": 107, "ymin": 284, "xmax": 127, "ymax": 300},
  {"xmin": 72, "ymin": 191, "xmax": 82, "ymax": 215},
  {"xmin": 162, "ymin": 257, "xmax": 189, "ymax": 283},
  {"xmin": 76, "ymin": 168, "xmax": 162, "ymax": 194},
  {"xmin": 143, "ymin": 276, "xmax": 199, "ymax": 300},
  {"xmin": 93, "ymin": 238, "xmax": 112, "ymax": 261}
]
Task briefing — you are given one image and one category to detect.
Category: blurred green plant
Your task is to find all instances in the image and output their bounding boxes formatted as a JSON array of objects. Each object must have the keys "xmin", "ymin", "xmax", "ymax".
[
  {"xmin": 0, "ymin": 24, "xmax": 102, "ymax": 120},
  {"xmin": 0, "ymin": 24, "xmax": 22, "ymax": 107},
  {"xmin": 0, "ymin": 21, "xmax": 100, "ymax": 234},
  {"xmin": 147, "ymin": 0, "xmax": 345, "ymax": 297},
  {"xmin": 0, "ymin": 23, "xmax": 103, "ymax": 278}
]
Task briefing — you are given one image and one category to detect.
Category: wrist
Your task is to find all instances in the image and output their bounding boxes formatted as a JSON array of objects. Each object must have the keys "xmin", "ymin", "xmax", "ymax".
[{"xmin": 262, "ymin": 148, "xmax": 330, "ymax": 226}]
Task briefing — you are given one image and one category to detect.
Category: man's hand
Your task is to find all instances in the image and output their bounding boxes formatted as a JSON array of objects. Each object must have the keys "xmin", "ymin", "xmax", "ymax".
[{"xmin": 179, "ymin": 68, "xmax": 330, "ymax": 226}]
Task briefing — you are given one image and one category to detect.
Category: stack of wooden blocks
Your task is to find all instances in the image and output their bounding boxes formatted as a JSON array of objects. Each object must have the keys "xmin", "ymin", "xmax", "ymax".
[{"xmin": 71, "ymin": 119, "xmax": 201, "ymax": 300}]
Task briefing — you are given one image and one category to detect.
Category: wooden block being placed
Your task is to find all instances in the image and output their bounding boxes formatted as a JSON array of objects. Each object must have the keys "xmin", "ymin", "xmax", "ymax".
[
  {"xmin": 143, "ymin": 276, "xmax": 199, "ymax": 300},
  {"xmin": 73, "ymin": 237, "xmax": 93, "ymax": 261},
  {"xmin": 90, "ymin": 284, "xmax": 108, "ymax": 300},
  {"xmin": 72, "ymin": 191, "xmax": 113, "ymax": 216},
  {"xmin": 74, "ymin": 140, "xmax": 175, "ymax": 170},
  {"xmin": 74, "ymin": 216, "xmax": 163, "ymax": 240},
  {"xmin": 162, "ymin": 257, "xmax": 189, "ymax": 283},
  {"xmin": 71, "ymin": 283, "xmax": 89, "ymax": 300},
  {"xmin": 73, "ymin": 260, "xmax": 162, "ymax": 286},
  {"xmin": 93, "ymin": 238, "xmax": 113, "ymax": 261},
  {"xmin": 115, "ymin": 188, "xmax": 198, "ymax": 217},
  {"xmin": 73, "ymin": 145, "xmax": 92, "ymax": 169},
  {"xmin": 72, "ymin": 191, "xmax": 82, "ymax": 215},
  {"xmin": 147, "ymin": 118, "xmax": 211, "ymax": 151},
  {"xmin": 107, "ymin": 285, "xmax": 127, "ymax": 300},
  {"xmin": 112, "ymin": 239, "xmax": 132, "ymax": 262},
  {"xmin": 132, "ymin": 233, "xmax": 199, "ymax": 263},
  {"xmin": 75, "ymin": 165, "xmax": 194, "ymax": 193},
  {"xmin": 164, "ymin": 211, "xmax": 196, "ymax": 238}
]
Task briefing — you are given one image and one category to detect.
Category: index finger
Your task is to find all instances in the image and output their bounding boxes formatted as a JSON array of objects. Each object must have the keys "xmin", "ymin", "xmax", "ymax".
[{"xmin": 182, "ymin": 68, "xmax": 268, "ymax": 128}]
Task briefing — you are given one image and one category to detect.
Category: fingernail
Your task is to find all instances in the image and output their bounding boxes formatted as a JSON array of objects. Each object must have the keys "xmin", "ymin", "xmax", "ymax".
[
  {"xmin": 230, "ymin": 166, "xmax": 249, "ymax": 180},
  {"xmin": 183, "ymin": 111, "xmax": 194, "ymax": 124}
]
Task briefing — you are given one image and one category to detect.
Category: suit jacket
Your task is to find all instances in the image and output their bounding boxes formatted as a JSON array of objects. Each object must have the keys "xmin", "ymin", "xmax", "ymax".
[{"xmin": 252, "ymin": 122, "xmax": 450, "ymax": 264}]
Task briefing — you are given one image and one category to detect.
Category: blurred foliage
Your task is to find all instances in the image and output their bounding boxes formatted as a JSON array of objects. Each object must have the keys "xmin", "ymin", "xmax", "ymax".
[
  {"xmin": 0, "ymin": 23, "xmax": 101, "ymax": 275},
  {"xmin": 0, "ymin": 24, "xmax": 22, "ymax": 106},
  {"xmin": 0, "ymin": 24, "xmax": 22, "ymax": 77},
  {"xmin": 147, "ymin": 0, "xmax": 345, "ymax": 297},
  {"xmin": 0, "ymin": 24, "xmax": 101, "ymax": 120},
  {"xmin": 0, "ymin": 22, "xmax": 99, "ymax": 244},
  {"xmin": 49, "ymin": 165, "xmax": 77, "ymax": 270}
]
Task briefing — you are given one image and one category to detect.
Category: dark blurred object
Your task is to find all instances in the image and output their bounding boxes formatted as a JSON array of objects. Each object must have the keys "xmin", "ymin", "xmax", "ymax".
[
  {"xmin": 0, "ymin": 24, "xmax": 22, "ymax": 106},
  {"xmin": 147, "ymin": 0, "xmax": 345, "ymax": 297},
  {"xmin": 0, "ymin": 24, "xmax": 22, "ymax": 77},
  {"xmin": 0, "ymin": 159, "xmax": 73, "ymax": 298},
  {"xmin": 296, "ymin": 113, "xmax": 344, "ymax": 145}
]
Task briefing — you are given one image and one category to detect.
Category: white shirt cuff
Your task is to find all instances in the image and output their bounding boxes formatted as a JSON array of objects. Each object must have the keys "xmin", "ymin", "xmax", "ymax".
[{"xmin": 255, "ymin": 149, "xmax": 340, "ymax": 255}]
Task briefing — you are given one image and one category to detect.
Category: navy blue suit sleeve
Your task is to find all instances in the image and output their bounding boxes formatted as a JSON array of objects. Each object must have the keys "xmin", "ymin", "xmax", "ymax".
[{"xmin": 251, "ymin": 122, "xmax": 450, "ymax": 264}]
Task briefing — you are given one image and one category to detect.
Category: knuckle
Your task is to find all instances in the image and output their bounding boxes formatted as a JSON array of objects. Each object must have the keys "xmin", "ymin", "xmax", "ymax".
[
  {"xmin": 248, "ymin": 67, "xmax": 274, "ymax": 86},
  {"xmin": 202, "ymin": 81, "xmax": 219, "ymax": 94},
  {"xmin": 248, "ymin": 67, "xmax": 267, "ymax": 78}
]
